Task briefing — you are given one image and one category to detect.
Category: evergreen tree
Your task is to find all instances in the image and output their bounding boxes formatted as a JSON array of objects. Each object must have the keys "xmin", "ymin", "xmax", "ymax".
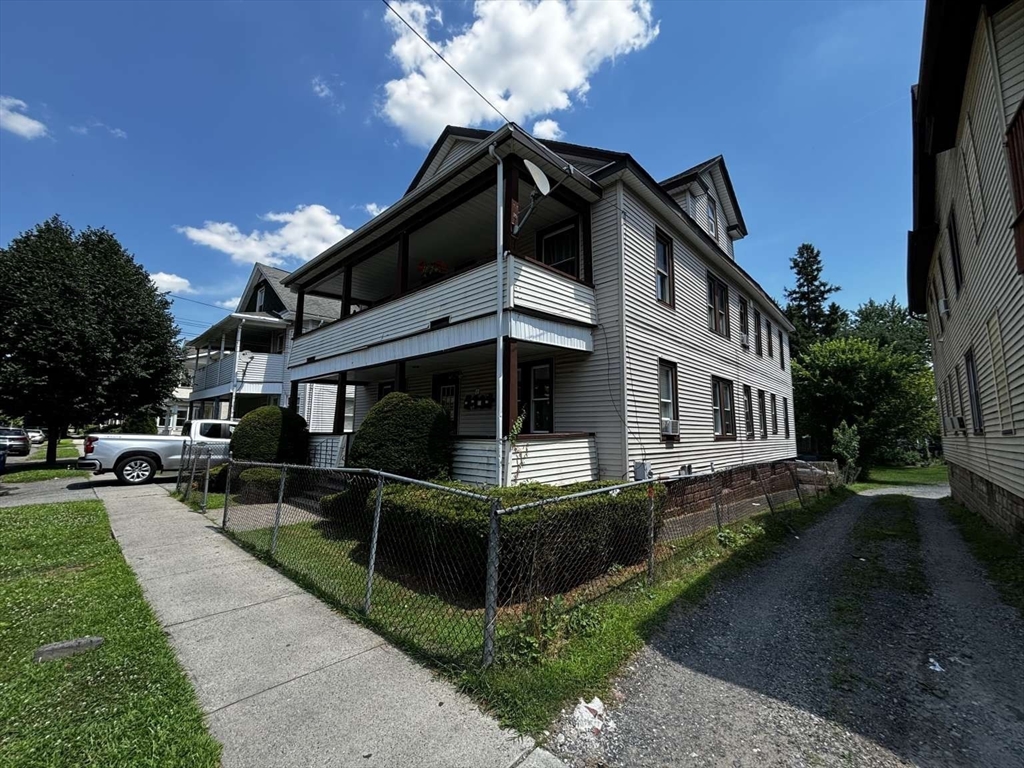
[
  {"xmin": 783, "ymin": 243, "xmax": 848, "ymax": 357},
  {"xmin": 0, "ymin": 216, "xmax": 182, "ymax": 463},
  {"xmin": 847, "ymin": 296, "xmax": 931, "ymax": 362}
]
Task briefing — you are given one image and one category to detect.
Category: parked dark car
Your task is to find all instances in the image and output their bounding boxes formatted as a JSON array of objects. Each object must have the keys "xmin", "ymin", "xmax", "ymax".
[{"xmin": 0, "ymin": 427, "xmax": 31, "ymax": 457}]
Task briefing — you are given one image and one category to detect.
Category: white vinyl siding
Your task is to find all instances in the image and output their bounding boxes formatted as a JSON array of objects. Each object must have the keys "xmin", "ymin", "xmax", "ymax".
[
  {"xmin": 510, "ymin": 257, "xmax": 597, "ymax": 325},
  {"xmin": 508, "ymin": 436, "xmax": 599, "ymax": 486},
  {"xmin": 926, "ymin": 5, "xmax": 1024, "ymax": 500}
]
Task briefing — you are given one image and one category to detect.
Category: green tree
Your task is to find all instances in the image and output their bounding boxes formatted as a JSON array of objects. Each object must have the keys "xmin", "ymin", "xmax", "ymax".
[
  {"xmin": 792, "ymin": 337, "xmax": 936, "ymax": 466},
  {"xmin": 783, "ymin": 243, "xmax": 848, "ymax": 357},
  {"xmin": 846, "ymin": 296, "xmax": 931, "ymax": 362},
  {"xmin": 0, "ymin": 216, "xmax": 182, "ymax": 463}
]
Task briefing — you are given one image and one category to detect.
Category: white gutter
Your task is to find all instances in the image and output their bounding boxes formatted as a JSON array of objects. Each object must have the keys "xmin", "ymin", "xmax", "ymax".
[{"xmin": 489, "ymin": 143, "xmax": 505, "ymax": 487}]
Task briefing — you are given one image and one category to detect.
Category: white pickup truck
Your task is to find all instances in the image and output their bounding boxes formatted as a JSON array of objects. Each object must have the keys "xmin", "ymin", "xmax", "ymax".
[{"xmin": 79, "ymin": 419, "xmax": 237, "ymax": 485}]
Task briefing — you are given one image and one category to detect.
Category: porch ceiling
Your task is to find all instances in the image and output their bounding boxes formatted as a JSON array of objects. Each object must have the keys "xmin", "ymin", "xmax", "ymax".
[{"xmin": 186, "ymin": 312, "xmax": 288, "ymax": 348}]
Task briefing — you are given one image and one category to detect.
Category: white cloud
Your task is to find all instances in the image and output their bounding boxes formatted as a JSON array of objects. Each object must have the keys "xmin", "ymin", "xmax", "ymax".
[
  {"xmin": 216, "ymin": 297, "xmax": 241, "ymax": 310},
  {"xmin": 312, "ymin": 76, "xmax": 333, "ymax": 99},
  {"xmin": 69, "ymin": 119, "xmax": 127, "ymax": 138},
  {"xmin": 381, "ymin": 0, "xmax": 658, "ymax": 145},
  {"xmin": 151, "ymin": 272, "xmax": 195, "ymax": 294},
  {"xmin": 177, "ymin": 204, "xmax": 354, "ymax": 266},
  {"xmin": 0, "ymin": 95, "xmax": 49, "ymax": 140},
  {"xmin": 363, "ymin": 202, "xmax": 389, "ymax": 217},
  {"xmin": 531, "ymin": 119, "xmax": 563, "ymax": 140}
]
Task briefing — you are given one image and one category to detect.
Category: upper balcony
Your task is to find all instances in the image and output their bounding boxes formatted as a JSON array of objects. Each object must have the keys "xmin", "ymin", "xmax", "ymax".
[
  {"xmin": 187, "ymin": 313, "xmax": 289, "ymax": 399},
  {"xmin": 287, "ymin": 148, "xmax": 603, "ymax": 381}
]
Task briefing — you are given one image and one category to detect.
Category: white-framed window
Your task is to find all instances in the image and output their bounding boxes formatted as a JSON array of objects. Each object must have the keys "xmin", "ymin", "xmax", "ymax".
[
  {"xmin": 659, "ymin": 361, "xmax": 677, "ymax": 426},
  {"xmin": 655, "ymin": 229, "xmax": 673, "ymax": 305},
  {"xmin": 707, "ymin": 195, "xmax": 717, "ymax": 237},
  {"xmin": 256, "ymin": 285, "xmax": 266, "ymax": 312}
]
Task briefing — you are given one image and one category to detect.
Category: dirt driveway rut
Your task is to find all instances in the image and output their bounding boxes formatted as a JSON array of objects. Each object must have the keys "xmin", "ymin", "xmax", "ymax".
[{"xmin": 553, "ymin": 492, "xmax": 1024, "ymax": 768}]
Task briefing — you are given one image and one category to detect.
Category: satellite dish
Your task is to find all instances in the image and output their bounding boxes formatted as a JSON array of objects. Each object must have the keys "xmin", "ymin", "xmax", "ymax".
[
  {"xmin": 240, "ymin": 350, "xmax": 254, "ymax": 362},
  {"xmin": 523, "ymin": 158, "xmax": 550, "ymax": 196}
]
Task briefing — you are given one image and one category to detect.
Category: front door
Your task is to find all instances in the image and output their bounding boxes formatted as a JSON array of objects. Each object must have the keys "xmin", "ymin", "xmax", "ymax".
[{"xmin": 431, "ymin": 372, "xmax": 460, "ymax": 434}]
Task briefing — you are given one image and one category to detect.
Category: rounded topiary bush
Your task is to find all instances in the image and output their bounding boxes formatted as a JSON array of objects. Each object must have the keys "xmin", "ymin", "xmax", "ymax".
[
  {"xmin": 347, "ymin": 392, "xmax": 453, "ymax": 480},
  {"xmin": 230, "ymin": 406, "xmax": 309, "ymax": 464}
]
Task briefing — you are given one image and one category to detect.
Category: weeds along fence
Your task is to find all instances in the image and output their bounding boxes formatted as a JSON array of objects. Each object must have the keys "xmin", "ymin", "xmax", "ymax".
[{"xmin": 203, "ymin": 457, "xmax": 842, "ymax": 670}]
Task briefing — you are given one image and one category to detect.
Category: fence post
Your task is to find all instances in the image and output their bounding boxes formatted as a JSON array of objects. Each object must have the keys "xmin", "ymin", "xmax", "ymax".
[
  {"xmin": 788, "ymin": 463, "xmax": 806, "ymax": 508},
  {"xmin": 221, "ymin": 455, "xmax": 232, "ymax": 529},
  {"xmin": 270, "ymin": 464, "xmax": 287, "ymax": 557},
  {"xmin": 201, "ymin": 450, "xmax": 212, "ymax": 512},
  {"xmin": 756, "ymin": 465, "xmax": 776, "ymax": 514},
  {"xmin": 363, "ymin": 475, "xmax": 385, "ymax": 615},
  {"xmin": 184, "ymin": 446, "xmax": 199, "ymax": 503},
  {"xmin": 175, "ymin": 439, "xmax": 188, "ymax": 493},
  {"xmin": 646, "ymin": 483, "xmax": 656, "ymax": 586},
  {"xmin": 482, "ymin": 498, "xmax": 501, "ymax": 668}
]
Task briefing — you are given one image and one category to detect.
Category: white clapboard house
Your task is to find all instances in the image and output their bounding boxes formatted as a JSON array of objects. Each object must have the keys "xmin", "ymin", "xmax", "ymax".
[
  {"xmin": 281, "ymin": 124, "xmax": 797, "ymax": 485},
  {"xmin": 907, "ymin": 0, "xmax": 1024, "ymax": 536},
  {"xmin": 187, "ymin": 263, "xmax": 353, "ymax": 436}
]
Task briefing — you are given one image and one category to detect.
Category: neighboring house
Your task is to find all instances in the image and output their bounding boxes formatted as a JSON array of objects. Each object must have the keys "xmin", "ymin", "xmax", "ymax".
[
  {"xmin": 908, "ymin": 0, "xmax": 1024, "ymax": 536},
  {"xmin": 186, "ymin": 263, "xmax": 353, "ymax": 433},
  {"xmin": 282, "ymin": 123, "xmax": 796, "ymax": 486},
  {"xmin": 155, "ymin": 347, "xmax": 206, "ymax": 436}
]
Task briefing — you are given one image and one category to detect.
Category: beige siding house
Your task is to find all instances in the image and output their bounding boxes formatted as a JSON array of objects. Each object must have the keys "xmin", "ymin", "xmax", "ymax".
[
  {"xmin": 908, "ymin": 0, "xmax": 1024, "ymax": 536},
  {"xmin": 284, "ymin": 124, "xmax": 796, "ymax": 486}
]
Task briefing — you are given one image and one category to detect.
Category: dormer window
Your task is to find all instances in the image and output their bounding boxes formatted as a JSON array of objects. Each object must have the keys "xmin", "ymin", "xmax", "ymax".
[
  {"xmin": 256, "ymin": 285, "xmax": 266, "ymax": 312},
  {"xmin": 707, "ymin": 196, "xmax": 717, "ymax": 237}
]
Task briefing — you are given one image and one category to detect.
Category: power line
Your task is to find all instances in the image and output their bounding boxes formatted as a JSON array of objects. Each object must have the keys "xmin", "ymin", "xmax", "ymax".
[
  {"xmin": 381, "ymin": 0, "xmax": 511, "ymax": 126},
  {"xmin": 167, "ymin": 293, "xmax": 233, "ymax": 311}
]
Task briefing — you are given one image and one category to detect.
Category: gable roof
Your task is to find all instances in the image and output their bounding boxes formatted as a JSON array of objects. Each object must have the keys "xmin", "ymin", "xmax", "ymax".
[
  {"xmin": 659, "ymin": 155, "xmax": 748, "ymax": 237},
  {"xmin": 237, "ymin": 263, "xmax": 340, "ymax": 320}
]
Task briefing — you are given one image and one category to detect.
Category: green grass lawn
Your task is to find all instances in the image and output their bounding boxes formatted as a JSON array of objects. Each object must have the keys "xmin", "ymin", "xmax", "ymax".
[
  {"xmin": 2, "ymin": 468, "xmax": 91, "ymax": 484},
  {"xmin": 223, "ymin": 488, "xmax": 852, "ymax": 733},
  {"xmin": 0, "ymin": 501, "xmax": 221, "ymax": 767},
  {"xmin": 942, "ymin": 498, "xmax": 1024, "ymax": 618},
  {"xmin": 849, "ymin": 464, "xmax": 949, "ymax": 493},
  {"xmin": 29, "ymin": 446, "xmax": 79, "ymax": 461}
]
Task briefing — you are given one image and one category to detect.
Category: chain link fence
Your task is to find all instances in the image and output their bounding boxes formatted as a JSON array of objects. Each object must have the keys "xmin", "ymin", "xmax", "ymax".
[
  {"xmin": 174, "ymin": 441, "xmax": 230, "ymax": 511},
  {"xmin": 205, "ymin": 457, "xmax": 843, "ymax": 670}
]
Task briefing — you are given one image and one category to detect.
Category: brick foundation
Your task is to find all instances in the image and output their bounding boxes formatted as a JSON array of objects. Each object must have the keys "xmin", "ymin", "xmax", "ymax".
[{"xmin": 948, "ymin": 461, "xmax": 1024, "ymax": 541}]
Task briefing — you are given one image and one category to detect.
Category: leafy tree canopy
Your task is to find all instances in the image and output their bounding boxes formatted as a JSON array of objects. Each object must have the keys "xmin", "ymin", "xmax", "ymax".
[
  {"xmin": 0, "ymin": 216, "xmax": 182, "ymax": 462},
  {"xmin": 845, "ymin": 296, "xmax": 931, "ymax": 362},
  {"xmin": 792, "ymin": 337, "xmax": 936, "ymax": 466},
  {"xmin": 783, "ymin": 243, "xmax": 848, "ymax": 357}
]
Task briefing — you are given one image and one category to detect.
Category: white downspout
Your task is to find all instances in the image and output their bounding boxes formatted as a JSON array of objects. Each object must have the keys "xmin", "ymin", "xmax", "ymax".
[
  {"xmin": 229, "ymin": 320, "xmax": 245, "ymax": 420},
  {"xmin": 489, "ymin": 144, "xmax": 505, "ymax": 487}
]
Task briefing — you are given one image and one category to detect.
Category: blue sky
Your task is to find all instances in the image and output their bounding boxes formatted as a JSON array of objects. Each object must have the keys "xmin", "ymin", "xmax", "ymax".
[{"xmin": 0, "ymin": 0, "xmax": 924, "ymax": 339}]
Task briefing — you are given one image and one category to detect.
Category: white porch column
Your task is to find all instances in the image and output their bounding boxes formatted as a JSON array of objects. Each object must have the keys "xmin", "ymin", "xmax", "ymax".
[{"xmin": 229, "ymin": 321, "xmax": 244, "ymax": 419}]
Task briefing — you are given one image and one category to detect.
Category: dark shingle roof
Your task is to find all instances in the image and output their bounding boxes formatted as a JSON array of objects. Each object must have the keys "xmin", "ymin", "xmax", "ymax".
[{"xmin": 258, "ymin": 264, "xmax": 340, "ymax": 319}]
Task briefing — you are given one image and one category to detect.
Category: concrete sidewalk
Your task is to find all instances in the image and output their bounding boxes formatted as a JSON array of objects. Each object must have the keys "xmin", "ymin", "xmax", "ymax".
[{"xmin": 91, "ymin": 484, "xmax": 559, "ymax": 768}]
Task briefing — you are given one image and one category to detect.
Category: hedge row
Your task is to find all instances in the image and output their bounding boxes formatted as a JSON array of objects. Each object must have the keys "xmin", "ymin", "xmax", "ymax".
[{"xmin": 322, "ymin": 480, "xmax": 667, "ymax": 598}]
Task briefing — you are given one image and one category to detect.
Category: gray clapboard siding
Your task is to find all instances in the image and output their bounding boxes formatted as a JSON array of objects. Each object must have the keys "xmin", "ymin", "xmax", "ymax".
[
  {"xmin": 925, "ymin": 8, "xmax": 1024, "ymax": 500},
  {"xmin": 993, "ymin": 1, "xmax": 1024, "ymax": 124},
  {"xmin": 619, "ymin": 185, "xmax": 796, "ymax": 478},
  {"xmin": 509, "ymin": 436, "xmax": 599, "ymax": 485}
]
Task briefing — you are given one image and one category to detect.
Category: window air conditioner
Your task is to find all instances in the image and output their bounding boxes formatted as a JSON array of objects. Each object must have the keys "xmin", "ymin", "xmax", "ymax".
[
  {"xmin": 740, "ymin": 332, "xmax": 750, "ymax": 348},
  {"xmin": 662, "ymin": 418, "xmax": 679, "ymax": 436},
  {"xmin": 938, "ymin": 298, "xmax": 950, "ymax": 316}
]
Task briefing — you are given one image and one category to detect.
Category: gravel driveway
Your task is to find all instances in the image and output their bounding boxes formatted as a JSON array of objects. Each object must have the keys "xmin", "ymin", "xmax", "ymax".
[{"xmin": 552, "ymin": 491, "xmax": 1024, "ymax": 768}]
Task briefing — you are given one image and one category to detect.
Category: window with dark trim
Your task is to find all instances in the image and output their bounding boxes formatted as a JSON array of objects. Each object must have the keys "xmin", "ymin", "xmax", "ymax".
[
  {"xmin": 431, "ymin": 372, "xmax": 459, "ymax": 434},
  {"xmin": 948, "ymin": 208, "xmax": 964, "ymax": 293},
  {"xmin": 655, "ymin": 229, "xmax": 674, "ymax": 306},
  {"xmin": 961, "ymin": 113, "xmax": 986, "ymax": 236},
  {"xmin": 1007, "ymin": 104, "xmax": 1024, "ymax": 272},
  {"xmin": 659, "ymin": 360, "xmax": 678, "ymax": 438},
  {"xmin": 964, "ymin": 349, "xmax": 983, "ymax": 434},
  {"xmin": 711, "ymin": 377, "xmax": 736, "ymax": 439},
  {"xmin": 937, "ymin": 256, "xmax": 950, "ymax": 308},
  {"xmin": 955, "ymin": 364, "xmax": 967, "ymax": 430},
  {"xmin": 783, "ymin": 397, "xmax": 790, "ymax": 439},
  {"xmin": 516, "ymin": 359, "xmax": 553, "ymax": 434},
  {"xmin": 378, "ymin": 380, "xmax": 395, "ymax": 401},
  {"xmin": 931, "ymin": 281, "xmax": 945, "ymax": 336},
  {"xmin": 537, "ymin": 219, "xmax": 580, "ymax": 279},
  {"xmin": 754, "ymin": 308, "xmax": 763, "ymax": 355},
  {"xmin": 779, "ymin": 330, "xmax": 785, "ymax": 370},
  {"xmin": 771, "ymin": 393, "xmax": 778, "ymax": 435},
  {"xmin": 758, "ymin": 389, "xmax": 767, "ymax": 438},
  {"xmin": 707, "ymin": 273, "xmax": 730, "ymax": 338},
  {"xmin": 743, "ymin": 384, "xmax": 754, "ymax": 440},
  {"xmin": 739, "ymin": 297, "xmax": 749, "ymax": 340},
  {"xmin": 707, "ymin": 195, "xmax": 717, "ymax": 237},
  {"xmin": 766, "ymin": 319, "xmax": 773, "ymax": 357}
]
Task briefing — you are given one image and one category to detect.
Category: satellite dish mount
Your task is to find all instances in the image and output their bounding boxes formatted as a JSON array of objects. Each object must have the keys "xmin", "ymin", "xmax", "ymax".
[{"xmin": 511, "ymin": 159, "xmax": 574, "ymax": 237}]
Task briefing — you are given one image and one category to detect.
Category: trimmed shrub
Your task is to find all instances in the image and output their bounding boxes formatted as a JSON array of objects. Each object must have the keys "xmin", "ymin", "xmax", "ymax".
[
  {"xmin": 347, "ymin": 392, "xmax": 453, "ymax": 480},
  {"xmin": 208, "ymin": 463, "xmax": 228, "ymax": 493},
  {"xmin": 368, "ymin": 480, "xmax": 667, "ymax": 598},
  {"xmin": 230, "ymin": 406, "xmax": 308, "ymax": 464},
  {"xmin": 237, "ymin": 467, "xmax": 284, "ymax": 503}
]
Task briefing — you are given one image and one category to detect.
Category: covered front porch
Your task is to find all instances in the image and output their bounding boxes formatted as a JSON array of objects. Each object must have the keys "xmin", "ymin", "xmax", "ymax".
[{"xmin": 297, "ymin": 340, "xmax": 600, "ymax": 486}]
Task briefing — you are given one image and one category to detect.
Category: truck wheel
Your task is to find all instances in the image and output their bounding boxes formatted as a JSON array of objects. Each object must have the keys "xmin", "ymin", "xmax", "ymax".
[{"xmin": 116, "ymin": 456, "xmax": 157, "ymax": 485}]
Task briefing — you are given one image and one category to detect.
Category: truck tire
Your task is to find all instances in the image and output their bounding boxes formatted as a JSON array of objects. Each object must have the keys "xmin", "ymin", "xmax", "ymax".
[{"xmin": 115, "ymin": 455, "xmax": 157, "ymax": 485}]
